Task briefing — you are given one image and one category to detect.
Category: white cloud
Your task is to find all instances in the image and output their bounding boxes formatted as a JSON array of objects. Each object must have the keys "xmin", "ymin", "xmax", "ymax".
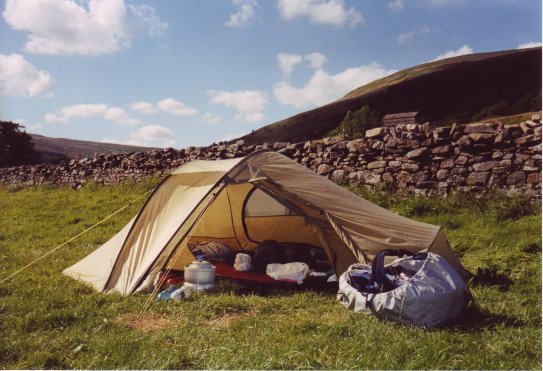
[
  {"xmin": 305, "ymin": 52, "xmax": 327, "ymax": 70},
  {"xmin": 277, "ymin": 52, "xmax": 327, "ymax": 77},
  {"xmin": 226, "ymin": 0, "xmax": 258, "ymax": 28},
  {"xmin": 130, "ymin": 101, "xmax": 157, "ymax": 115},
  {"xmin": 129, "ymin": 4, "xmax": 168, "ymax": 36},
  {"xmin": 277, "ymin": 53, "xmax": 303, "ymax": 76},
  {"xmin": 2, "ymin": 0, "xmax": 167, "ymax": 56},
  {"xmin": 397, "ymin": 30, "xmax": 415, "ymax": 44},
  {"xmin": 156, "ymin": 98, "xmax": 198, "ymax": 116},
  {"xmin": 274, "ymin": 63, "xmax": 396, "ymax": 108},
  {"xmin": 278, "ymin": 0, "xmax": 363, "ymax": 27},
  {"xmin": 45, "ymin": 103, "xmax": 142, "ymax": 126},
  {"xmin": 3, "ymin": 0, "xmax": 129, "ymax": 55},
  {"xmin": 129, "ymin": 99, "xmax": 198, "ymax": 116},
  {"xmin": 130, "ymin": 124, "xmax": 175, "ymax": 147},
  {"xmin": 207, "ymin": 90, "xmax": 267, "ymax": 124},
  {"xmin": 431, "ymin": 45, "xmax": 473, "ymax": 61},
  {"xmin": 397, "ymin": 27, "xmax": 430, "ymax": 44},
  {"xmin": 388, "ymin": 0, "xmax": 404, "ymax": 11},
  {"xmin": 517, "ymin": 42, "xmax": 542, "ymax": 49},
  {"xmin": 0, "ymin": 54, "xmax": 53, "ymax": 97},
  {"xmin": 201, "ymin": 112, "xmax": 222, "ymax": 125}
]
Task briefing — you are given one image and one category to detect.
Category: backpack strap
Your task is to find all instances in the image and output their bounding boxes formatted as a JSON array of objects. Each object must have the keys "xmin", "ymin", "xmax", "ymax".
[{"xmin": 371, "ymin": 249, "xmax": 414, "ymax": 292}]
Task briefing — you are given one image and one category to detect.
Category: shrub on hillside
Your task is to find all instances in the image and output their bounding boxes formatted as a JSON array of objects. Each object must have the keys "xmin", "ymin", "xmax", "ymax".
[
  {"xmin": 329, "ymin": 105, "xmax": 381, "ymax": 140},
  {"xmin": 0, "ymin": 121, "xmax": 41, "ymax": 168}
]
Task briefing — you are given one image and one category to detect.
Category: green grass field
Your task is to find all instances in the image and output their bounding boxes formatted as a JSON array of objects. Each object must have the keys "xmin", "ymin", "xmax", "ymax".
[{"xmin": 0, "ymin": 180, "xmax": 541, "ymax": 369}]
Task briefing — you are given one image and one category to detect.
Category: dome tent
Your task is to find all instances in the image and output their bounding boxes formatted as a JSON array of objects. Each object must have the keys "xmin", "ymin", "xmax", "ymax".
[{"xmin": 63, "ymin": 150, "xmax": 468, "ymax": 295}]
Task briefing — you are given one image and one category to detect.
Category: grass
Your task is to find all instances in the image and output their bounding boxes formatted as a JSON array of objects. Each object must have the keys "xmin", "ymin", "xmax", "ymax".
[{"xmin": 0, "ymin": 181, "xmax": 541, "ymax": 369}]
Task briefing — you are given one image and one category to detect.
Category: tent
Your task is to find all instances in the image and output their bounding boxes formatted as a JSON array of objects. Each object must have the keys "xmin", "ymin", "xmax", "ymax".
[{"xmin": 64, "ymin": 150, "xmax": 468, "ymax": 295}]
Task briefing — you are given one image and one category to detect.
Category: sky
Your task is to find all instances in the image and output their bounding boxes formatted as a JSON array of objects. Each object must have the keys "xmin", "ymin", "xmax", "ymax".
[{"xmin": 0, "ymin": 0, "xmax": 541, "ymax": 149}]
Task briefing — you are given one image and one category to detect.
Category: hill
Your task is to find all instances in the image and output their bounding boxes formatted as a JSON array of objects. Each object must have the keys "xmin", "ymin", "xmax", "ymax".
[
  {"xmin": 240, "ymin": 47, "xmax": 541, "ymax": 144},
  {"xmin": 30, "ymin": 134, "xmax": 158, "ymax": 163}
]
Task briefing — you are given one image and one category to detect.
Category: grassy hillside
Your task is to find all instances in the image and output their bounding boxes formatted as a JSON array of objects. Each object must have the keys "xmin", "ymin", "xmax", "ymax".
[
  {"xmin": 30, "ymin": 134, "xmax": 158, "ymax": 163},
  {"xmin": 0, "ymin": 182, "xmax": 540, "ymax": 369},
  {"xmin": 240, "ymin": 47, "xmax": 541, "ymax": 144}
]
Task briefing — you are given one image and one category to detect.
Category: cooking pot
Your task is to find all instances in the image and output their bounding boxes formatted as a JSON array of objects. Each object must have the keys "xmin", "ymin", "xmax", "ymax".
[{"xmin": 184, "ymin": 260, "xmax": 215, "ymax": 290}]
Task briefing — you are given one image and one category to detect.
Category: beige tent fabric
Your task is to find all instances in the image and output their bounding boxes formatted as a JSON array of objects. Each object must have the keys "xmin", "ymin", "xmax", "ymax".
[
  {"xmin": 63, "ymin": 216, "xmax": 137, "ymax": 291},
  {"xmin": 64, "ymin": 150, "xmax": 468, "ymax": 295},
  {"xmin": 229, "ymin": 151, "xmax": 465, "ymax": 274},
  {"xmin": 103, "ymin": 159, "xmax": 243, "ymax": 294}
]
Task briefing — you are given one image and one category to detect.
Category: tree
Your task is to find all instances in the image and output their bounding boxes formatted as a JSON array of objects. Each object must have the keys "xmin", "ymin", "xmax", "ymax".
[
  {"xmin": 336, "ymin": 105, "xmax": 380, "ymax": 140},
  {"xmin": 0, "ymin": 121, "xmax": 41, "ymax": 168}
]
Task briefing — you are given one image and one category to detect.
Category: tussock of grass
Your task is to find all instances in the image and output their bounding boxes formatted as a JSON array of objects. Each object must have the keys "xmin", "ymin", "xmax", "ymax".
[{"xmin": 0, "ymin": 181, "xmax": 541, "ymax": 369}]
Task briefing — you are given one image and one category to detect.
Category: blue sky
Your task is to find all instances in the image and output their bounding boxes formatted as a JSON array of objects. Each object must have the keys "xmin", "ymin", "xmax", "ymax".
[{"xmin": 0, "ymin": 0, "xmax": 541, "ymax": 148}]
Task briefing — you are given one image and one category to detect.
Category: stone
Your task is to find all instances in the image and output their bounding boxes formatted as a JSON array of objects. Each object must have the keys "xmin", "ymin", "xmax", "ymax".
[
  {"xmin": 515, "ymin": 134, "xmax": 542, "ymax": 146},
  {"xmin": 527, "ymin": 173, "xmax": 541, "ymax": 185},
  {"xmin": 531, "ymin": 114, "xmax": 540, "ymax": 123},
  {"xmin": 316, "ymin": 164, "xmax": 335, "ymax": 175},
  {"xmin": 472, "ymin": 161, "xmax": 497, "ymax": 172},
  {"xmin": 365, "ymin": 127, "xmax": 386, "ymax": 138},
  {"xmin": 456, "ymin": 135, "xmax": 472, "ymax": 147},
  {"xmin": 367, "ymin": 161, "xmax": 387, "ymax": 170},
  {"xmin": 388, "ymin": 160, "xmax": 402, "ymax": 168},
  {"xmin": 406, "ymin": 147, "xmax": 429, "ymax": 159},
  {"xmin": 432, "ymin": 127, "xmax": 451, "ymax": 139},
  {"xmin": 331, "ymin": 170, "xmax": 347, "ymax": 183},
  {"xmin": 401, "ymin": 163, "xmax": 420, "ymax": 172},
  {"xmin": 440, "ymin": 158, "xmax": 455, "ymax": 169},
  {"xmin": 436, "ymin": 169, "xmax": 449, "ymax": 181},
  {"xmin": 506, "ymin": 171, "xmax": 526, "ymax": 185},
  {"xmin": 468, "ymin": 133, "xmax": 495, "ymax": 144},
  {"xmin": 466, "ymin": 172, "xmax": 490, "ymax": 186},
  {"xmin": 347, "ymin": 139, "xmax": 365, "ymax": 152},
  {"xmin": 432, "ymin": 145, "xmax": 452, "ymax": 156},
  {"xmin": 412, "ymin": 171, "xmax": 430, "ymax": 183},
  {"xmin": 465, "ymin": 123, "xmax": 496, "ymax": 134}
]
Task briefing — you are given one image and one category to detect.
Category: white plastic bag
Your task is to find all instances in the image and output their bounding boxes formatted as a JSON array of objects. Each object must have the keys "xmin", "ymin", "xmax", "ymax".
[
  {"xmin": 234, "ymin": 253, "xmax": 252, "ymax": 271},
  {"xmin": 266, "ymin": 262, "xmax": 309, "ymax": 283}
]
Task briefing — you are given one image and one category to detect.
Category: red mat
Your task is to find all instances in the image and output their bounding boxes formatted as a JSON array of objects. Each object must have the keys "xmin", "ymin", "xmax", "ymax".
[{"xmin": 214, "ymin": 262, "xmax": 297, "ymax": 284}]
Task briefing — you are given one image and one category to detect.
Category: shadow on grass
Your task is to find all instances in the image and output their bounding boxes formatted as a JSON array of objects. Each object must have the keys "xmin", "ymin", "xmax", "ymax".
[
  {"xmin": 218, "ymin": 277, "xmax": 339, "ymax": 297},
  {"xmin": 446, "ymin": 303, "xmax": 524, "ymax": 332},
  {"xmin": 469, "ymin": 267, "xmax": 513, "ymax": 291}
]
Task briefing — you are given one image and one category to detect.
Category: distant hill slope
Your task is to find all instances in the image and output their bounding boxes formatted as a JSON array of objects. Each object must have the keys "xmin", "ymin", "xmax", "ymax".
[
  {"xmin": 240, "ymin": 47, "xmax": 541, "ymax": 144},
  {"xmin": 30, "ymin": 134, "xmax": 158, "ymax": 163}
]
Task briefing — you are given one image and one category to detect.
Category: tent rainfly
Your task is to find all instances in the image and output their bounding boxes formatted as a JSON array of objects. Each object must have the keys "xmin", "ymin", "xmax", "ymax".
[{"xmin": 64, "ymin": 150, "xmax": 468, "ymax": 295}]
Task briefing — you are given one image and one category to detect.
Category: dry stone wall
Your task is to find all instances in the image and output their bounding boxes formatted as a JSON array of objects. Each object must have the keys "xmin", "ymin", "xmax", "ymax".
[{"xmin": 1, "ymin": 119, "xmax": 541, "ymax": 198}]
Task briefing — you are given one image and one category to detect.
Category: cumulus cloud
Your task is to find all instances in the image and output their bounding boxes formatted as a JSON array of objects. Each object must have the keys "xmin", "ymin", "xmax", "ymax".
[
  {"xmin": 397, "ymin": 30, "xmax": 415, "ymax": 44},
  {"xmin": 277, "ymin": 52, "xmax": 327, "ymax": 77},
  {"xmin": 517, "ymin": 42, "xmax": 542, "ymax": 49},
  {"xmin": 397, "ymin": 26, "xmax": 430, "ymax": 44},
  {"xmin": 388, "ymin": 0, "xmax": 404, "ymax": 11},
  {"xmin": 45, "ymin": 103, "xmax": 142, "ymax": 126},
  {"xmin": 130, "ymin": 101, "xmax": 157, "ymax": 115},
  {"xmin": 129, "ymin": 4, "xmax": 168, "ymax": 36},
  {"xmin": 0, "ymin": 53, "xmax": 53, "ymax": 97},
  {"xmin": 278, "ymin": 0, "xmax": 363, "ymax": 27},
  {"xmin": 201, "ymin": 112, "xmax": 222, "ymax": 125},
  {"xmin": 130, "ymin": 99, "xmax": 198, "ymax": 116},
  {"xmin": 131, "ymin": 125, "xmax": 175, "ymax": 147},
  {"xmin": 274, "ymin": 62, "xmax": 396, "ymax": 108},
  {"xmin": 207, "ymin": 90, "xmax": 267, "ymax": 124},
  {"xmin": 2, "ymin": 0, "xmax": 167, "ymax": 56},
  {"xmin": 156, "ymin": 98, "xmax": 198, "ymax": 116},
  {"xmin": 431, "ymin": 45, "xmax": 473, "ymax": 61},
  {"xmin": 277, "ymin": 53, "xmax": 304, "ymax": 77},
  {"xmin": 226, "ymin": 0, "xmax": 258, "ymax": 28}
]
